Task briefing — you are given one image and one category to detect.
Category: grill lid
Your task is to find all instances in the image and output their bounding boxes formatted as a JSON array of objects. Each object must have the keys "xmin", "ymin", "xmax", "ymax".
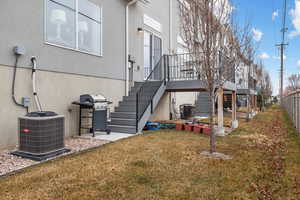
[{"xmin": 80, "ymin": 94, "xmax": 107, "ymax": 103}]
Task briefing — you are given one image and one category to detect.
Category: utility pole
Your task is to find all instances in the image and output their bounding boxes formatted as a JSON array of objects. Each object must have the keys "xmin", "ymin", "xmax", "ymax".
[{"xmin": 276, "ymin": 0, "xmax": 288, "ymax": 103}]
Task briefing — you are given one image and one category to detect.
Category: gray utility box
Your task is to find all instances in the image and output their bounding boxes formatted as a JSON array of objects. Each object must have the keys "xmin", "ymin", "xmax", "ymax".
[{"xmin": 18, "ymin": 115, "xmax": 65, "ymax": 155}]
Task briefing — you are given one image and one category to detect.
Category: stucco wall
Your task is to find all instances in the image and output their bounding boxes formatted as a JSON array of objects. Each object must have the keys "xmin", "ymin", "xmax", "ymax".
[
  {"xmin": 0, "ymin": 0, "xmax": 179, "ymax": 83},
  {"xmin": 173, "ymin": 92, "xmax": 197, "ymax": 114},
  {"xmin": 0, "ymin": 0, "xmax": 126, "ymax": 80},
  {"xmin": 174, "ymin": 92, "xmax": 197, "ymax": 107},
  {"xmin": 0, "ymin": 65, "xmax": 124, "ymax": 150},
  {"xmin": 149, "ymin": 92, "xmax": 170, "ymax": 121}
]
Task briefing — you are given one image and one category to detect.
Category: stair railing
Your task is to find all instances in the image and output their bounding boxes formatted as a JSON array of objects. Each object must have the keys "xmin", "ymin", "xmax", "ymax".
[
  {"xmin": 135, "ymin": 55, "xmax": 166, "ymax": 132},
  {"xmin": 135, "ymin": 52, "xmax": 236, "ymax": 132}
]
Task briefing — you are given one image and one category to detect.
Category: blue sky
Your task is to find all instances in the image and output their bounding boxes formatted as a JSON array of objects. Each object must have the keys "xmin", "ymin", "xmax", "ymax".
[{"xmin": 233, "ymin": 0, "xmax": 300, "ymax": 95}]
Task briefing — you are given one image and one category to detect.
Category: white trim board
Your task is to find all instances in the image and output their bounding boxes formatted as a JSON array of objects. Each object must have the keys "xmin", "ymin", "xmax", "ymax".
[{"xmin": 144, "ymin": 14, "xmax": 162, "ymax": 33}]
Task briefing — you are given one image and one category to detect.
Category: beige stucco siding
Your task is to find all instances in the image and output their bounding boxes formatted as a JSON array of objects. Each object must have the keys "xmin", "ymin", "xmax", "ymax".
[
  {"xmin": 174, "ymin": 92, "xmax": 197, "ymax": 109},
  {"xmin": 0, "ymin": 65, "xmax": 124, "ymax": 150},
  {"xmin": 149, "ymin": 92, "xmax": 170, "ymax": 121}
]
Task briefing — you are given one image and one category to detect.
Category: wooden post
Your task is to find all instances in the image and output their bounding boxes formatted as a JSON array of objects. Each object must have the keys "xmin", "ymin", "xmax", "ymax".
[
  {"xmin": 255, "ymin": 95, "xmax": 257, "ymax": 111},
  {"xmin": 217, "ymin": 88, "xmax": 225, "ymax": 136},
  {"xmin": 251, "ymin": 95, "xmax": 254, "ymax": 112},
  {"xmin": 246, "ymin": 94, "xmax": 251, "ymax": 121},
  {"xmin": 231, "ymin": 91, "xmax": 238, "ymax": 128},
  {"xmin": 254, "ymin": 96, "xmax": 256, "ymax": 112},
  {"xmin": 232, "ymin": 91, "xmax": 236, "ymax": 120},
  {"xmin": 253, "ymin": 95, "xmax": 255, "ymax": 111}
]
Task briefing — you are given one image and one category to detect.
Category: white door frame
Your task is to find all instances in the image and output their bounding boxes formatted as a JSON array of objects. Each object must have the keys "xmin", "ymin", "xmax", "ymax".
[{"xmin": 143, "ymin": 29, "xmax": 163, "ymax": 80}]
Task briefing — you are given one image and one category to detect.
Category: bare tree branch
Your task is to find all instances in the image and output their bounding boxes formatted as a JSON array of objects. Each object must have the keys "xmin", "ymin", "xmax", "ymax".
[{"xmin": 179, "ymin": 0, "xmax": 251, "ymax": 153}]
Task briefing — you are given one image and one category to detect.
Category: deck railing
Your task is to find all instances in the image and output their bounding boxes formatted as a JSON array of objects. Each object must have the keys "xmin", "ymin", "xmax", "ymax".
[
  {"xmin": 166, "ymin": 53, "xmax": 201, "ymax": 81},
  {"xmin": 135, "ymin": 52, "xmax": 237, "ymax": 132},
  {"xmin": 165, "ymin": 52, "xmax": 236, "ymax": 83}
]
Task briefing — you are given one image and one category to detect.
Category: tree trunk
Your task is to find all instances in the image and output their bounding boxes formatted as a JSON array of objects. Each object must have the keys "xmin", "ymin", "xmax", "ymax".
[
  {"xmin": 262, "ymin": 95, "xmax": 265, "ymax": 111},
  {"xmin": 209, "ymin": 90, "xmax": 216, "ymax": 153}
]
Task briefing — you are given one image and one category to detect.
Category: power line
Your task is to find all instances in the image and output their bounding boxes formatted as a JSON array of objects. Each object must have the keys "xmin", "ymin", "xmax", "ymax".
[{"xmin": 276, "ymin": 0, "xmax": 288, "ymax": 102}]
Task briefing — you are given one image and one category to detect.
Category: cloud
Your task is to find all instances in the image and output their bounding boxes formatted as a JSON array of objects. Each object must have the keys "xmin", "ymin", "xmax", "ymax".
[
  {"xmin": 273, "ymin": 54, "xmax": 287, "ymax": 60},
  {"xmin": 297, "ymin": 60, "xmax": 300, "ymax": 67},
  {"xmin": 272, "ymin": 10, "xmax": 279, "ymax": 21},
  {"xmin": 252, "ymin": 28, "xmax": 263, "ymax": 41},
  {"xmin": 289, "ymin": 30, "xmax": 300, "ymax": 38},
  {"xmin": 259, "ymin": 52, "xmax": 270, "ymax": 59},
  {"xmin": 289, "ymin": 0, "xmax": 300, "ymax": 38}
]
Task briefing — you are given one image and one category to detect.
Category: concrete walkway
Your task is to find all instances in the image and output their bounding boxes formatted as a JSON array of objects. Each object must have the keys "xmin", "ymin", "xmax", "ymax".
[{"xmin": 78, "ymin": 132, "xmax": 135, "ymax": 142}]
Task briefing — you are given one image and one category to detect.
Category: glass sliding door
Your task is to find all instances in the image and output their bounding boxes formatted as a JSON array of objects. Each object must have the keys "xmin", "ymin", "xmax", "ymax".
[
  {"xmin": 152, "ymin": 35, "xmax": 162, "ymax": 80},
  {"xmin": 144, "ymin": 31, "xmax": 162, "ymax": 80},
  {"xmin": 153, "ymin": 35, "xmax": 162, "ymax": 67},
  {"xmin": 144, "ymin": 31, "xmax": 152, "ymax": 80}
]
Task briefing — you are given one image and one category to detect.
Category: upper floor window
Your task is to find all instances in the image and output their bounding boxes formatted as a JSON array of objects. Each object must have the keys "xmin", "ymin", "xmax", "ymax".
[{"xmin": 45, "ymin": 0, "xmax": 102, "ymax": 56}]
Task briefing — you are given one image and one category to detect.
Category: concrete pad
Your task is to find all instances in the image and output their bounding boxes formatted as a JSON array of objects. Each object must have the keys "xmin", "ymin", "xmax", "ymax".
[
  {"xmin": 200, "ymin": 151, "xmax": 233, "ymax": 160},
  {"xmin": 231, "ymin": 120, "xmax": 239, "ymax": 129},
  {"xmin": 78, "ymin": 132, "xmax": 135, "ymax": 142},
  {"xmin": 216, "ymin": 127, "xmax": 226, "ymax": 136}
]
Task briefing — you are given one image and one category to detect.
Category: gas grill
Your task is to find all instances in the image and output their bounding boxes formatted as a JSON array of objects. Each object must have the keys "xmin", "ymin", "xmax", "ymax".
[{"xmin": 72, "ymin": 94, "xmax": 112, "ymax": 137}]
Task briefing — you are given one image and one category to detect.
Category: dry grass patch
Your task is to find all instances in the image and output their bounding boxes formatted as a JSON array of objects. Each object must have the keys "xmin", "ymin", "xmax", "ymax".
[
  {"xmin": 238, "ymin": 107, "xmax": 249, "ymax": 113},
  {"xmin": 197, "ymin": 116, "xmax": 233, "ymax": 127},
  {"xmin": 0, "ymin": 106, "xmax": 300, "ymax": 199}
]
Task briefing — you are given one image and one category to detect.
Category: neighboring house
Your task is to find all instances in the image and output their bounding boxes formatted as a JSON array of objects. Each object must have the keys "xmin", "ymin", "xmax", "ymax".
[
  {"xmin": 235, "ymin": 62, "xmax": 258, "ymax": 108},
  {"xmin": 0, "ymin": 0, "xmax": 180, "ymax": 149}
]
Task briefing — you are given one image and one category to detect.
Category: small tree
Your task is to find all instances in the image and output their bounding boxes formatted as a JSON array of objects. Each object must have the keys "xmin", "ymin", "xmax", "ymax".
[
  {"xmin": 262, "ymin": 72, "xmax": 273, "ymax": 106},
  {"xmin": 285, "ymin": 74, "xmax": 300, "ymax": 93},
  {"xmin": 256, "ymin": 62, "xmax": 273, "ymax": 110},
  {"xmin": 178, "ymin": 0, "xmax": 250, "ymax": 153}
]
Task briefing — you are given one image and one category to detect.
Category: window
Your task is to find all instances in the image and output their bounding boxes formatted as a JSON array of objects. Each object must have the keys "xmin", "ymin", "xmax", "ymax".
[{"xmin": 45, "ymin": 0, "xmax": 102, "ymax": 56}]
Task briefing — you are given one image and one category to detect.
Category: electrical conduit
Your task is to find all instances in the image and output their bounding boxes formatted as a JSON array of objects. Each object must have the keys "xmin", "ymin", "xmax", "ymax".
[{"xmin": 31, "ymin": 57, "xmax": 43, "ymax": 112}]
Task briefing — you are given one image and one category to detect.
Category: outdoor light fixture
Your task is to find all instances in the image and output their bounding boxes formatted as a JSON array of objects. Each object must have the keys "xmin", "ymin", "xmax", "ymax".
[
  {"xmin": 50, "ymin": 9, "xmax": 67, "ymax": 41},
  {"xmin": 137, "ymin": 27, "xmax": 144, "ymax": 33}
]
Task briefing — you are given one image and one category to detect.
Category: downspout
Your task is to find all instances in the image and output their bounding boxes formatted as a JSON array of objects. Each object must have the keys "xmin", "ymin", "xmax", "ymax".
[
  {"xmin": 125, "ymin": 0, "xmax": 138, "ymax": 96},
  {"xmin": 169, "ymin": 0, "xmax": 173, "ymax": 53},
  {"xmin": 169, "ymin": 0, "xmax": 173, "ymax": 119}
]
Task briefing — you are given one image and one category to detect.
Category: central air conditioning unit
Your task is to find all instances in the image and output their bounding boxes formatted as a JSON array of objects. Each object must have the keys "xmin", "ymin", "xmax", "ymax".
[
  {"xmin": 12, "ymin": 112, "xmax": 69, "ymax": 161},
  {"xmin": 11, "ymin": 57, "xmax": 69, "ymax": 161}
]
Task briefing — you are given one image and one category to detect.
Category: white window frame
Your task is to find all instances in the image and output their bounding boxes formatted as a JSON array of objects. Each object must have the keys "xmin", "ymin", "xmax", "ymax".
[
  {"xmin": 144, "ymin": 15, "xmax": 162, "ymax": 33},
  {"xmin": 44, "ymin": 0, "xmax": 103, "ymax": 57}
]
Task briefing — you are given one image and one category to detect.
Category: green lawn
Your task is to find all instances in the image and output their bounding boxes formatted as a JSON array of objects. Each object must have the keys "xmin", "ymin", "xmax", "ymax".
[{"xmin": 0, "ymin": 106, "xmax": 300, "ymax": 200}]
